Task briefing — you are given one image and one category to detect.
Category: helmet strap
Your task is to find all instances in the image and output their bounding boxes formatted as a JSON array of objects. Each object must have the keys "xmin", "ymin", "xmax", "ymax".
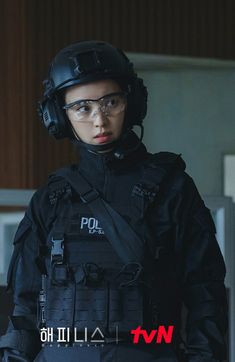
[
  {"xmin": 71, "ymin": 123, "xmax": 144, "ymax": 159},
  {"xmin": 114, "ymin": 125, "xmax": 144, "ymax": 159}
]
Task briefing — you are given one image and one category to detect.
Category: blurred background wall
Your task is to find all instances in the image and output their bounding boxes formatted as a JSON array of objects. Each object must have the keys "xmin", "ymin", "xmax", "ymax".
[
  {"xmin": 0, "ymin": 0, "xmax": 235, "ymax": 189},
  {"xmin": 138, "ymin": 63, "xmax": 235, "ymax": 196}
]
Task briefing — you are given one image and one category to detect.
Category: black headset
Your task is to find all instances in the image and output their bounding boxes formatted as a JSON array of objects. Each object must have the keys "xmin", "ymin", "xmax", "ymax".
[{"xmin": 38, "ymin": 41, "xmax": 148, "ymax": 140}]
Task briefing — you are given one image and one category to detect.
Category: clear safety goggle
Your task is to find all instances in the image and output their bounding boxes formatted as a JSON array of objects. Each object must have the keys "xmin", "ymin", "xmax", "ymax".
[{"xmin": 63, "ymin": 92, "xmax": 127, "ymax": 122}]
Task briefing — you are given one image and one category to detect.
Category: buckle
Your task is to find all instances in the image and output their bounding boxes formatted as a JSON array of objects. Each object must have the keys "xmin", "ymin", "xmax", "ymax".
[
  {"xmin": 80, "ymin": 189, "xmax": 99, "ymax": 203},
  {"xmin": 51, "ymin": 237, "xmax": 64, "ymax": 264}
]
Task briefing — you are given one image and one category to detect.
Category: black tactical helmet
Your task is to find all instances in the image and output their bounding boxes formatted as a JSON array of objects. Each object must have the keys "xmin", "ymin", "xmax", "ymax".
[{"xmin": 39, "ymin": 41, "xmax": 147, "ymax": 141}]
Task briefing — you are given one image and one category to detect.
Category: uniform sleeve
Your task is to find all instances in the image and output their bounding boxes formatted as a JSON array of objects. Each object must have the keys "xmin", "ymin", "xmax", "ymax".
[
  {"xmin": 180, "ymin": 175, "xmax": 228, "ymax": 362},
  {"xmin": 0, "ymin": 195, "xmax": 45, "ymax": 361}
]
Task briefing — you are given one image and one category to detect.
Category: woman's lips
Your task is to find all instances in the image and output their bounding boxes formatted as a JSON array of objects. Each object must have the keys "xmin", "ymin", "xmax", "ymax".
[{"xmin": 94, "ymin": 133, "xmax": 113, "ymax": 144}]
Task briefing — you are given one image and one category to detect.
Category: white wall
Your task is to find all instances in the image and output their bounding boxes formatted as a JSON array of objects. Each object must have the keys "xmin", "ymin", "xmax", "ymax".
[{"xmin": 131, "ymin": 55, "xmax": 235, "ymax": 196}]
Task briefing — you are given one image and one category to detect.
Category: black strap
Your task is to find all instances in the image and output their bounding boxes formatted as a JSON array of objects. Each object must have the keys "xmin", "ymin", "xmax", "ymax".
[
  {"xmin": 131, "ymin": 152, "xmax": 186, "ymax": 257},
  {"xmin": 55, "ymin": 168, "xmax": 144, "ymax": 264},
  {"xmin": 132, "ymin": 153, "xmax": 185, "ymax": 211}
]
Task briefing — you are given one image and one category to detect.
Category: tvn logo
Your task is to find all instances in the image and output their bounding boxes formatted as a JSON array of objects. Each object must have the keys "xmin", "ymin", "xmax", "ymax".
[
  {"xmin": 80, "ymin": 217, "xmax": 104, "ymax": 235},
  {"xmin": 131, "ymin": 326, "xmax": 174, "ymax": 344}
]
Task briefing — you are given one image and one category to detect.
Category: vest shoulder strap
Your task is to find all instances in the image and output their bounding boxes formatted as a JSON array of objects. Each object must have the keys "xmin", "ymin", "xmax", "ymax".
[
  {"xmin": 47, "ymin": 166, "xmax": 76, "ymax": 204},
  {"xmin": 131, "ymin": 152, "xmax": 186, "ymax": 219},
  {"xmin": 131, "ymin": 152, "xmax": 186, "ymax": 258},
  {"xmin": 145, "ymin": 151, "xmax": 186, "ymax": 184}
]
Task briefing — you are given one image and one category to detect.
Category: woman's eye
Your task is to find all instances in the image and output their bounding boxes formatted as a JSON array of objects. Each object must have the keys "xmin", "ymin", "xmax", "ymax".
[
  {"xmin": 75, "ymin": 104, "xmax": 91, "ymax": 113},
  {"xmin": 106, "ymin": 97, "xmax": 119, "ymax": 107}
]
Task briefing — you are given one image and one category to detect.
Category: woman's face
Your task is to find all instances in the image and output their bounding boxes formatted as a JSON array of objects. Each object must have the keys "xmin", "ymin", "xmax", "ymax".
[{"xmin": 64, "ymin": 79, "xmax": 126, "ymax": 146}]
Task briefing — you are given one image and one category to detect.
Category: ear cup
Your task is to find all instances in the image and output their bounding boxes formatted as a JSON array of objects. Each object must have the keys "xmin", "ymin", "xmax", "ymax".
[
  {"xmin": 135, "ymin": 77, "xmax": 148, "ymax": 123},
  {"xmin": 125, "ymin": 77, "xmax": 148, "ymax": 128},
  {"xmin": 38, "ymin": 96, "xmax": 71, "ymax": 139}
]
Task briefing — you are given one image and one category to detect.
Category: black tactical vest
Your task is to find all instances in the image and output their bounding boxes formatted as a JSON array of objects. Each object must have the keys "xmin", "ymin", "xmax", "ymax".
[{"xmin": 37, "ymin": 152, "xmax": 185, "ymax": 340}]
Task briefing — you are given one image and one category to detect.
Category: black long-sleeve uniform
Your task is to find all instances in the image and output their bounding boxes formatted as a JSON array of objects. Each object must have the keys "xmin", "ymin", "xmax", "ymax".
[{"xmin": 0, "ymin": 133, "xmax": 227, "ymax": 362}]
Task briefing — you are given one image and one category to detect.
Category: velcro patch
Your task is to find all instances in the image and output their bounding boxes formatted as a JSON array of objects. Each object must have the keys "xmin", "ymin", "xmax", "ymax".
[{"xmin": 69, "ymin": 214, "xmax": 105, "ymax": 237}]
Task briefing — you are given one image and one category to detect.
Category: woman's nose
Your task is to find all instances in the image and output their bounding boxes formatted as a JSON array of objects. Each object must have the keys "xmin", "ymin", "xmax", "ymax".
[{"xmin": 92, "ymin": 107, "xmax": 108, "ymax": 126}]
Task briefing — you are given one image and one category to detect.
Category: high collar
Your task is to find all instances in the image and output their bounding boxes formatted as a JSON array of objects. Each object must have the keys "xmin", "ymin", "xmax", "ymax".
[{"xmin": 77, "ymin": 131, "xmax": 148, "ymax": 177}]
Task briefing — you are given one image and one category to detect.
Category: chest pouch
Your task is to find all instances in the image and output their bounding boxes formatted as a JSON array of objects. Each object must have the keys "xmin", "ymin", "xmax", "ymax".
[
  {"xmin": 73, "ymin": 261, "xmax": 145, "ymax": 335},
  {"xmin": 44, "ymin": 234, "xmax": 147, "ymax": 335}
]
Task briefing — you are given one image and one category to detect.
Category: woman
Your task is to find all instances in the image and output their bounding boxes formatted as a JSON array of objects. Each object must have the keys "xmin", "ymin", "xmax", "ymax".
[{"xmin": 0, "ymin": 41, "xmax": 227, "ymax": 362}]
